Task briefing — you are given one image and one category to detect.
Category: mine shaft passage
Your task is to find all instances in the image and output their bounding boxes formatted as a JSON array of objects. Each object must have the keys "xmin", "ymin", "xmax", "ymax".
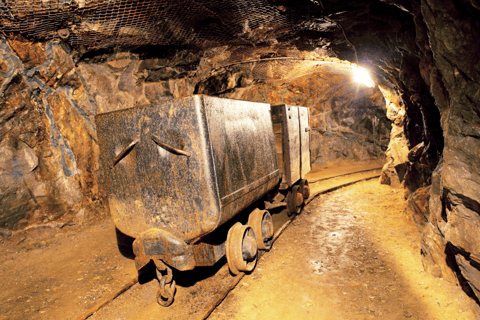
[{"xmin": 1, "ymin": 0, "xmax": 480, "ymax": 318}]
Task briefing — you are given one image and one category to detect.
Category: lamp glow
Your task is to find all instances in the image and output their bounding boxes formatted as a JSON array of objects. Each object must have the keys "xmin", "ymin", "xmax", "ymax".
[{"xmin": 353, "ymin": 66, "xmax": 375, "ymax": 87}]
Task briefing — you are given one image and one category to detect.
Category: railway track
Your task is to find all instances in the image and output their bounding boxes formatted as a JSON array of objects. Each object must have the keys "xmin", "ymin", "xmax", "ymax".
[{"xmin": 75, "ymin": 168, "xmax": 382, "ymax": 320}]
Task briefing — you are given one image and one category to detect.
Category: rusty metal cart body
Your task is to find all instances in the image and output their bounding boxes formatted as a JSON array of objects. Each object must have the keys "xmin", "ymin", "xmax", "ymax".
[
  {"xmin": 95, "ymin": 95, "xmax": 280, "ymax": 305},
  {"xmin": 271, "ymin": 104, "xmax": 311, "ymax": 215}
]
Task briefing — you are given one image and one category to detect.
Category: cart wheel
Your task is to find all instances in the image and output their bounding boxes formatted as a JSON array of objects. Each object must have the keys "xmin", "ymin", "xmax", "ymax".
[
  {"xmin": 248, "ymin": 209, "xmax": 274, "ymax": 250},
  {"xmin": 286, "ymin": 185, "xmax": 303, "ymax": 216},
  {"xmin": 226, "ymin": 223, "xmax": 258, "ymax": 275},
  {"xmin": 299, "ymin": 179, "xmax": 310, "ymax": 202}
]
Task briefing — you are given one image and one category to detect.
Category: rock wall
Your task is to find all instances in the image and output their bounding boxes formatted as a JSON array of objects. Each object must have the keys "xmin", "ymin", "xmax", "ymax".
[
  {"xmin": 0, "ymin": 38, "xmax": 100, "ymax": 230},
  {"xmin": 377, "ymin": 0, "xmax": 480, "ymax": 303},
  {"xmin": 0, "ymin": 38, "xmax": 389, "ymax": 232},
  {"xmin": 413, "ymin": 0, "xmax": 480, "ymax": 302},
  {"xmin": 356, "ymin": 0, "xmax": 480, "ymax": 303}
]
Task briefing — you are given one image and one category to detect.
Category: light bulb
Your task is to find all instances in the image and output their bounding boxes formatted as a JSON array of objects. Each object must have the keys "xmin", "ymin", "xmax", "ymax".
[{"xmin": 353, "ymin": 66, "xmax": 375, "ymax": 87}]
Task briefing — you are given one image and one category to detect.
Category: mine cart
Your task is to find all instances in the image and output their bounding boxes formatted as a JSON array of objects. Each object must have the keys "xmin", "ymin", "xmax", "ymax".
[
  {"xmin": 271, "ymin": 104, "xmax": 311, "ymax": 215},
  {"xmin": 95, "ymin": 95, "xmax": 280, "ymax": 306}
]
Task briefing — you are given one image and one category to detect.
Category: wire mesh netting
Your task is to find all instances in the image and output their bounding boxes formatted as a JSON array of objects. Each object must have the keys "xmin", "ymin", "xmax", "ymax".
[
  {"xmin": 0, "ymin": 0, "xmax": 349, "ymax": 82},
  {"xmin": 0, "ymin": 0, "xmax": 335, "ymax": 50}
]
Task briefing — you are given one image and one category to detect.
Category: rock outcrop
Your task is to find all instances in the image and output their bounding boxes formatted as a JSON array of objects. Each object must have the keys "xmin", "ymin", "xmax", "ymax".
[
  {"xmin": 411, "ymin": 0, "xmax": 480, "ymax": 302},
  {"xmin": 378, "ymin": 84, "xmax": 409, "ymax": 187},
  {"xmin": 0, "ymin": 39, "xmax": 100, "ymax": 230}
]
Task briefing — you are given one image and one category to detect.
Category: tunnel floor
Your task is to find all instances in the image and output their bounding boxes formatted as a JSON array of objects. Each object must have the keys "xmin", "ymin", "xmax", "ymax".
[
  {"xmin": 209, "ymin": 181, "xmax": 479, "ymax": 320},
  {"xmin": 1, "ymin": 175, "xmax": 479, "ymax": 319}
]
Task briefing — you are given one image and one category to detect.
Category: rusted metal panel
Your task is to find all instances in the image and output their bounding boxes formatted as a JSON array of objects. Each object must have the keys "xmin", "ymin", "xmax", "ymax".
[
  {"xmin": 96, "ymin": 96, "xmax": 220, "ymax": 243},
  {"xmin": 271, "ymin": 105, "xmax": 289, "ymax": 188},
  {"xmin": 299, "ymin": 106, "xmax": 311, "ymax": 179},
  {"xmin": 271, "ymin": 104, "xmax": 311, "ymax": 188},
  {"xmin": 204, "ymin": 97, "xmax": 280, "ymax": 226},
  {"xmin": 272, "ymin": 104, "xmax": 300, "ymax": 187},
  {"xmin": 96, "ymin": 95, "xmax": 280, "ymax": 270},
  {"xmin": 284, "ymin": 105, "xmax": 300, "ymax": 185},
  {"xmin": 272, "ymin": 121, "xmax": 284, "ymax": 185}
]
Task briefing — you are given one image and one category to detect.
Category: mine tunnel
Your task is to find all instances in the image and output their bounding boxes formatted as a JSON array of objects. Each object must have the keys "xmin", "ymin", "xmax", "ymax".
[{"xmin": 0, "ymin": 0, "xmax": 480, "ymax": 319}]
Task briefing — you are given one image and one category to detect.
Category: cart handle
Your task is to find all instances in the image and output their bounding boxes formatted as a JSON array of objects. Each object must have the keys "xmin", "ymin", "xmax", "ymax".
[
  {"xmin": 111, "ymin": 139, "xmax": 138, "ymax": 168},
  {"xmin": 151, "ymin": 135, "xmax": 191, "ymax": 157}
]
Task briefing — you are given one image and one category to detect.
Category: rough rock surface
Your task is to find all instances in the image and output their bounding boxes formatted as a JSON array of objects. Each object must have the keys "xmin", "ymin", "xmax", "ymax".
[
  {"xmin": 405, "ymin": 186, "xmax": 431, "ymax": 229},
  {"xmin": 410, "ymin": 0, "xmax": 480, "ymax": 303},
  {"xmin": 0, "ymin": 39, "xmax": 388, "ymax": 232},
  {"xmin": 0, "ymin": 38, "xmax": 101, "ymax": 230},
  {"xmin": 0, "ymin": 0, "xmax": 479, "ymax": 307},
  {"xmin": 378, "ymin": 84, "xmax": 409, "ymax": 187}
]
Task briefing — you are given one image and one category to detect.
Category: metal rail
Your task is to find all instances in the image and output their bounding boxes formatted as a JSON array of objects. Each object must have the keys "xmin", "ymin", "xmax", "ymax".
[
  {"xmin": 307, "ymin": 167, "xmax": 382, "ymax": 184},
  {"xmin": 76, "ymin": 171, "xmax": 381, "ymax": 320}
]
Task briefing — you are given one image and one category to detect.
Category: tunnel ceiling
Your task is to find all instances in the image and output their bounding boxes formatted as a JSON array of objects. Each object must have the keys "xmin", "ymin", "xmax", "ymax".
[
  {"xmin": 0, "ymin": 0, "xmax": 336, "ymax": 49},
  {"xmin": 0, "ymin": 0, "xmax": 415, "ymax": 81},
  {"xmin": 0, "ymin": 0, "xmax": 343, "ymax": 48}
]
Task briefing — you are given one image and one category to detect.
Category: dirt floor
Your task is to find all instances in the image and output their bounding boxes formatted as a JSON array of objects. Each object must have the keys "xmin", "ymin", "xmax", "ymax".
[
  {"xmin": 1, "ymin": 162, "xmax": 479, "ymax": 320},
  {"xmin": 0, "ymin": 219, "xmax": 138, "ymax": 320},
  {"xmin": 210, "ymin": 180, "xmax": 480, "ymax": 320}
]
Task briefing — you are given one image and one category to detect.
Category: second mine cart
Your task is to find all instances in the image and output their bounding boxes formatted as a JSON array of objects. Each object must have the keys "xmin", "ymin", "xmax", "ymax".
[{"xmin": 271, "ymin": 104, "xmax": 311, "ymax": 215}]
